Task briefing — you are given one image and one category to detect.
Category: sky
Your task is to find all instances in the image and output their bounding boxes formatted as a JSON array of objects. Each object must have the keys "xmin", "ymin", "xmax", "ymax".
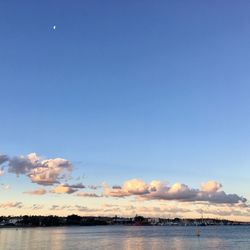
[{"xmin": 1, "ymin": 0, "xmax": 250, "ymax": 220}]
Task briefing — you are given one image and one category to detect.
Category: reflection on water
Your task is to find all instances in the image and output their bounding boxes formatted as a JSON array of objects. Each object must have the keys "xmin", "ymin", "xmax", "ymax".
[{"xmin": 0, "ymin": 226, "xmax": 249, "ymax": 250}]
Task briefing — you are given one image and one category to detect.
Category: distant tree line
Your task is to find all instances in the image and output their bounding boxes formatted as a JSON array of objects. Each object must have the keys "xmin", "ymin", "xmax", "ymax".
[
  {"xmin": 0, "ymin": 215, "xmax": 248, "ymax": 227},
  {"xmin": 0, "ymin": 215, "xmax": 110, "ymax": 227}
]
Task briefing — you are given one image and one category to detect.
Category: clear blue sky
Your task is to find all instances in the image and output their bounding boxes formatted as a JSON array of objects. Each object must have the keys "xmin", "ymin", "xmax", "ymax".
[{"xmin": 1, "ymin": 1, "xmax": 250, "ymax": 197}]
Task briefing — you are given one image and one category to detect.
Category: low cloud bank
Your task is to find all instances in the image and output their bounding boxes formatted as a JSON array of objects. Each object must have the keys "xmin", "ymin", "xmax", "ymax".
[{"xmin": 104, "ymin": 179, "xmax": 246, "ymax": 204}]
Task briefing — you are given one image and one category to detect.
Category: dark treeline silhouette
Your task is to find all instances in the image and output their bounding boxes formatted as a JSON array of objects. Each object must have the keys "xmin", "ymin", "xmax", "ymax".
[
  {"xmin": 0, "ymin": 215, "xmax": 110, "ymax": 227},
  {"xmin": 0, "ymin": 215, "xmax": 249, "ymax": 227}
]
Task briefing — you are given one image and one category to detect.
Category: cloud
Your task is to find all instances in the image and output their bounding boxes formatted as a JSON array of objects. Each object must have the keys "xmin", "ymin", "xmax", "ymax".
[
  {"xmin": 76, "ymin": 192, "xmax": 102, "ymax": 198},
  {"xmin": 5, "ymin": 153, "xmax": 72, "ymax": 185},
  {"xmin": 50, "ymin": 205, "xmax": 73, "ymax": 211},
  {"xmin": 28, "ymin": 157, "xmax": 73, "ymax": 186},
  {"xmin": 50, "ymin": 205, "xmax": 60, "ymax": 210},
  {"xmin": 0, "ymin": 155, "xmax": 8, "ymax": 165},
  {"xmin": 104, "ymin": 184, "xmax": 128, "ymax": 197},
  {"xmin": 63, "ymin": 183, "xmax": 85, "ymax": 189},
  {"xmin": 8, "ymin": 155, "xmax": 35, "ymax": 175},
  {"xmin": 136, "ymin": 205, "xmax": 191, "ymax": 215},
  {"xmin": 201, "ymin": 180, "xmax": 222, "ymax": 193},
  {"xmin": 104, "ymin": 179, "xmax": 149, "ymax": 197},
  {"xmin": 0, "ymin": 202, "xmax": 23, "ymax": 208},
  {"xmin": 146, "ymin": 181, "xmax": 198, "ymax": 201},
  {"xmin": 0, "ymin": 184, "xmax": 11, "ymax": 190},
  {"xmin": 50, "ymin": 182, "xmax": 86, "ymax": 194},
  {"xmin": 123, "ymin": 179, "xmax": 149, "ymax": 195},
  {"xmin": 75, "ymin": 205, "xmax": 90, "ymax": 212},
  {"xmin": 88, "ymin": 185, "xmax": 101, "ymax": 190},
  {"xmin": 75, "ymin": 205, "xmax": 99, "ymax": 212},
  {"xmin": 31, "ymin": 204, "xmax": 44, "ymax": 210},
  {"xmin": 0, "ymin": 169, "xmax": 4, "ymax": 177},
  {"xmin": 196, "ymin": 191, "xmax": 247, "ymax": 204},
  {"xmin": 104, "ymin": 179, "xmax": 246, "ymax": 204},
  {"xmin": 196, "ymin": 205, "xmax": 250, "ymax": 217},
  {"xmin": 23, "ymin": 188, "xmax": 46, "ymax": 195},
  {"xmin": 51, "ymin": 184, "xmax": 77, "ymax": 194},
  {"xmin": 103, "ymin": 204, "xmax": 119, "ymax": 208}
]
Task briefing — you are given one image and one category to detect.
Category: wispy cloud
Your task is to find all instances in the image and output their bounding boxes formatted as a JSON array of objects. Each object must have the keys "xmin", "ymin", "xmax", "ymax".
[
  {"xmin": 23, "ymin": 188, "xmax": 47, "ymax": 195},
  {"xmin": 0, "ymin": 202, "xmax": 23, "ymax": 208},
  {"xmin": 88, "ymin": 185, "xmax": 101, "ymax": 190},
  {"xmin": 31, "ymin": 204, "xmax": 44, "ymax": 210},
  {"xmin": 75, "ymin": 205, "xmax": 100, "ymax": 212},
  {"xmin": 50, "ymin": 205, "xmax": 73, "ymax": 211},
  {"xmin": 0, "ymin": 184, "xmax": 11, "ymax": 190},
  {"xmin": 76, "ymin": 192, "xmax": 102, "ymax": 198}
]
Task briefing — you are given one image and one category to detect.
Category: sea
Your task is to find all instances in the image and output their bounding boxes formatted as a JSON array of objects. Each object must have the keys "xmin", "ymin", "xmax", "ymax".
[{"xmin": 0, "ymin": 225, "xmax": 249, "ymax": 250}]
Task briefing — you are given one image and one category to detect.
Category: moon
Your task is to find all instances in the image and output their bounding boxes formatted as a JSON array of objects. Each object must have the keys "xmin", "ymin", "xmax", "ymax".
[{"xmin": 53, "ymin": 25, "xmax": 56, "ymax": 30}]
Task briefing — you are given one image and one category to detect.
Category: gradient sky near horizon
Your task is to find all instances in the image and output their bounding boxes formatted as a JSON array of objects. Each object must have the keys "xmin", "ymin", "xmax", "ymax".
[{"xmin": 1, "ymin": 1, "xmax": 250, "ymax": 220}]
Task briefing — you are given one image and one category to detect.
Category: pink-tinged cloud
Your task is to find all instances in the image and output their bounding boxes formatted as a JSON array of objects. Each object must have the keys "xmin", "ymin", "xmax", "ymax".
[
  {"xmin": 28, "ymin": 157, "xmax": 73, "ymax": 185},
  {"xmin": 104, "ymin": 179, "xmax": 246, "ymax": 204},
  {"xmin": 51, "ymin": 184, "xmax": 77, "ymax": 194},
  {"xmin": 0, "ymin": 169, "xmax": 4, "ymax": 177},
  {"xmin": 201, "ymin": 180, "xmax": 222, "ymax": 193},
  {"xmin": 23, "ymin": 188, "xmax": 47, "ymax": 195},
  {"xmin": 123, "ymin": 179, "xmax": 149, "ymax": 195},
  {"xmin": 103, "ymin": 179, "xmax": 149, "ymax": 197},
  {"xmin": 0, "ymin": 202, "xmax": 23, "ymax": 208},
  {"xmin": 6, "ymin": 153, "xmax": 73, "ymax": 185}
]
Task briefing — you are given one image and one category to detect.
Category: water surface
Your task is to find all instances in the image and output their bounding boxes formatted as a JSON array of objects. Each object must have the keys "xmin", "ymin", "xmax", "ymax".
[{"xmin": 0, "ymin": 225, "xmax": 250, "ymax": 250}]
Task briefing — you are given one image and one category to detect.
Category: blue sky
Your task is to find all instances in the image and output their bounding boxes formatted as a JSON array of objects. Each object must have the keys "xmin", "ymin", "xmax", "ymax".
[{"xmin": 1, "ymin": 1, "xmax": 250, "ymax": 218}]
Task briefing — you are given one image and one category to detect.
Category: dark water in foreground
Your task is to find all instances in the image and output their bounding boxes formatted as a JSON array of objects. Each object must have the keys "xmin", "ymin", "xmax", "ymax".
[{"xmin": 0, "ymin": 225, "xmax": 250, "ymax": 250}]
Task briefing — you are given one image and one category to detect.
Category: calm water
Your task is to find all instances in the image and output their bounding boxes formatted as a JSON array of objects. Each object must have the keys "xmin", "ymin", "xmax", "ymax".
[{"xmin": 0, "ymin": 226, "xmax": 250, "ymax": 250}]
